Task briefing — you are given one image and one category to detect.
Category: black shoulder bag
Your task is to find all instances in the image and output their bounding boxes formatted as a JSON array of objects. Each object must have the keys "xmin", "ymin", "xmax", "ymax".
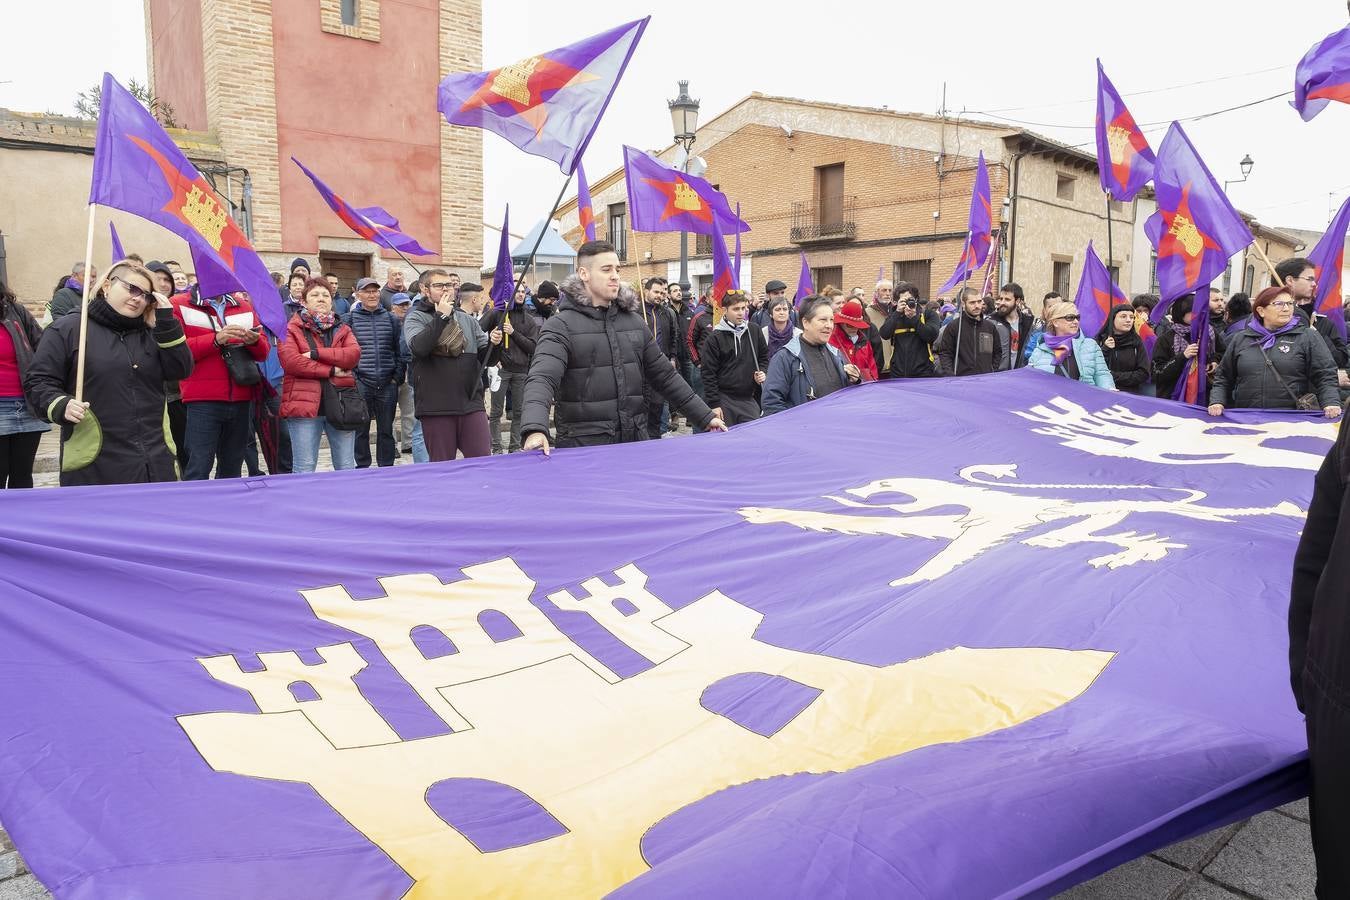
[
  {"xmin": 208, "ymin": 310, "xmax": 262, "ymax": 387},
  {"xmin": 302, "ymin": 329, "xmax": 370, "ymax": 431}
]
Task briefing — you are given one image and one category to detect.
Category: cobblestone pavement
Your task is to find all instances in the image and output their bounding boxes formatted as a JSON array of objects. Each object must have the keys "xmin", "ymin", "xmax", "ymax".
[{"xmin": 9, "ymin": 421, "xmax": 1316, "ymax": 898}]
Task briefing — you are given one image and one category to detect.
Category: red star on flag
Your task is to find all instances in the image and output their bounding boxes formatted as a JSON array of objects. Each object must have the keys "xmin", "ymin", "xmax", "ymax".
[
  {"xmin": 458, "ymin": 54, "xmax": 598, "ymax": 138},
  {"xmin": 1108, "ymin": 109, "xmax": 1151, "ymax": 190},
  {"xmin": 1156, "ymin": 183, "xmax": 1221, "ymax": 288},
  {"xmin": 642, "ymin": 177, "xmax": 712, "ymax": 224},
  {"xmin": 128, "ymin": 135, "xmax": 248, "ymax": 267}
]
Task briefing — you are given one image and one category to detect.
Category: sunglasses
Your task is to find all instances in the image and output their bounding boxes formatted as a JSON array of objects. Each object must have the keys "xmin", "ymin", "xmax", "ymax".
[
  {"xmin": 1058, "ymin": 314, "xmax": 1080, "ymax": 321},
  {"xmin": 111, "ymin": 275, "xmax": 149, "ymax": 301}
]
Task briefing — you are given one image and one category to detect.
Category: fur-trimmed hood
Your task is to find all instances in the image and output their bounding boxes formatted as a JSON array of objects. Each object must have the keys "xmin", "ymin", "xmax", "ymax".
[{"xmin": 559, "ymin": 274, "xmax": 640, "ymax": 314}]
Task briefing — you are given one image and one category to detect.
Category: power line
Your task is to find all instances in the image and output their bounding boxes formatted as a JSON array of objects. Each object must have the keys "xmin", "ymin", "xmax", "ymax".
[
  {"xmin": 964, "ymin": 90, "xmax": 1293, "ymax": 131},
  {"xmin": 982, "ymin": 64, "xmax": 1288, "ymax": 113}
]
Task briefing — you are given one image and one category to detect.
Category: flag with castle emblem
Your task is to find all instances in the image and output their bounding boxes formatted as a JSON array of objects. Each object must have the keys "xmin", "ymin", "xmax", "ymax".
[
  {"xmin": 937, "ymin": 151, "xmax": 992, "ymax": 294},
  {"xmin": 1072, "ymin": 241, "xmax": 1129, "ymax": 339},
  {"xmin": 1292, "ymin": 23, "xmax": 1350, "ymax": 121},
  {"xmin": 577, "ymin": 161, "xmax": 597, "ymax": 241},
  {"xmin": 89, "ymin": 73, "xmax": 285, "ymax": 334},
  {"xmin": 1095, "ymin": 60, "xmax": 1157, "ymax": 201},
  {"xmin": 623, "ymin": 146, "xmax": 750, "ymax": 236},
  {"xmin": 1305, "ymin": 193, "xmax": 1350, "ymax": 341},
  {"xmin": 292, "ymin": 158, "xmax": 435, "ymax": 257},
  {"xmin": 437, "ymin": 18, "xmax": 648, "ymax": 174},
  {"xmin": 1143, "ymin": 123, "xmax": 1253, "ymax": 304},
  {"xmin": 0, "ymin": 375, "xmax": 1327, "ymax": 899}
]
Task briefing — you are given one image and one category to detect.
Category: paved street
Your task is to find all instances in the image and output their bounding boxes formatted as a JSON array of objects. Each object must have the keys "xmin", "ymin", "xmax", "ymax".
[{"xmin": 9, "ymin": 422, "xmax": 1317, "ymax": 899}]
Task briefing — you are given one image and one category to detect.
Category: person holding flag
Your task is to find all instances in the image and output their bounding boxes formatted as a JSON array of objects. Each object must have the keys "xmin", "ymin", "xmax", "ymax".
[
  {"xmin": 700, "ymin": 289, "xmax": 768, "ymax": 426},
  {"xmin": 520, "ymin": 241, "xmax": 724, "ymax": 453}
]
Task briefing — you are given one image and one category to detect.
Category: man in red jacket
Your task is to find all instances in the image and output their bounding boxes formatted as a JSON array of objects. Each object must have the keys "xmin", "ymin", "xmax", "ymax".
[{"xmin": 171, "ymin": 290, "xmax": 270, "ymax": 479}]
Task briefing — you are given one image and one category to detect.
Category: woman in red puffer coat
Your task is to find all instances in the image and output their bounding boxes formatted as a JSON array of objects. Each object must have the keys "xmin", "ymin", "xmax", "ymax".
[
  {"xmin": 278, "ymin": 278, "xmax": 361, "ymax": 473},
  {"xmin": 829, "ymin": 299, "xmax": 878, "ymax": 382}
]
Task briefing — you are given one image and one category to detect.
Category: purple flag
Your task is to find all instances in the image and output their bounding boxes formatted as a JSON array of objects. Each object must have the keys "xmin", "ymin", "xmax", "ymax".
[
  {"xmin": 292, "ymin": 158, "xmax": 435, "ymax": 257},
  {"xmin": 1144, "ymin": 123, "xmax": 1253, "ymax": 304},
  {"xmin": 89, "ymin": 73, "xmax": 285, "ymax": 335},
  {"xmin": 1305, "ymin": 193, "xmax": 1350, "ymax": 341},
  {"xmin": 577, "ymin": 161, "xmax": 597, "ymax": 242},
  {"xmin": 1171, "ymin": 291, "xmax": 1212, "ymax": 405},
  {"xmin": 1072, "ymin": 241, "xmax": 1129, "ymax": 339},
  {"xmin": 623, "ymin": 146, "xmax": 750, "ymax": 236},
  {"xmin": 1095, "ymin": 61, "xmax": 1157, "ymax": 201},
  {"xmin": 108, "ymin": 221, "xmax": 126, "ymax": 262},
  {"xmin": 0, "ymin": 373, "xmax": 1326, "ymax": 898},
  {"xmin": 937, "ymin": 151, "xmax": 992, "ymax": 294},
  {"xmin": 1292, "ymin": 24, "xmax": 1350, "ymax": 121},
  {"xmin": 490, "ymin": 205, "xmax": 513, "ymax": 311},
  {"xmin": 733, "ymin": 203, "xmax": 742, "ymax": 284},
  {"xmin": 710, "ymin": 212, "xmax": 736, "ymax": 307},
  {"xmin": 794, "ymin": 251, "xmax": 813, "ymax": 305},
  {"xmin": 438, "ymin": 18, "xmax": 648, "ymax": 174}
]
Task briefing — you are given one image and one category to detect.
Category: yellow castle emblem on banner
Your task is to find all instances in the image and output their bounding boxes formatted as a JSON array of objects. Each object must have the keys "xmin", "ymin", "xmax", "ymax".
[{"xmin": 179, "ymin": 558, "xmax": 1112, "ymax": 898}]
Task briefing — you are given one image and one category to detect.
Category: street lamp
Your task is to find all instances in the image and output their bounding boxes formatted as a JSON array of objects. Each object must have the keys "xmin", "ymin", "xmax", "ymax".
[
  {"xmin": 1223, "ymin": 154, "xmax": 1254, "ymax": 193},
  {"xmin": 668, "ymin": 80, "xmax": 700, "ymax": 291}
]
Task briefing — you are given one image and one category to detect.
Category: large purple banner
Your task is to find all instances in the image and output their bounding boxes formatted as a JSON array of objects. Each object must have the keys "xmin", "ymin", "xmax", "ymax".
[{"xmin": 0, "ymin": 371, "xmax": 1328, "ymax": 898}]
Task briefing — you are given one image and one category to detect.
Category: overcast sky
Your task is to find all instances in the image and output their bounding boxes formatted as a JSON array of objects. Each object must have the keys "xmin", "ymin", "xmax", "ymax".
[{"xmin": 5, "ymin": 0, "xmax": 1349, "ymax": 263}]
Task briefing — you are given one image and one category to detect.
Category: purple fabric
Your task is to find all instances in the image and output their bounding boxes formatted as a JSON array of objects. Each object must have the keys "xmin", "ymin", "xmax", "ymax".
[
  {"xmin": 1095, "ymin": 60, "xmax": 1157, "ymax": 201},
  {"xmin": 623, "ymin": 146, "xmax": 750, "ymax": 236},
  {"xmin": 1291, "ymin": 23, "xmax": 1350, "ymax": 121},
  {"xmin": 1305, "ymin": 193, "xmax": 1350, "ymax": 341},
  {"xmin": 733, "ymin": 203, "xmax": 742, "ymax": 283},
  {"xmin": 937, "ymin": 152, "xmax": 993, "ymax": 294},
  {"xmin": 491, "ymin": 205, "xmax": 513, "ymax": 311},
  {"xmin": 1248, "ymin": 313, "xmax": 1299, "ymax": 351},
  {"xmin": 108, "ymin": 221, "xmax": 126, "ymax": 262},
  {"xmin": 438, "ymin": 18, "xmax": 648, "ymax": 174},
  {"xmin": 64, "ymin": 276, "xmax": 82, "ymax": 293},
  {"xmin": 90, "ymin": 73, "xmax": 285, "ymax": 336},
  {"xmin": 1043, "ymin": 333, "xmax": 1076, "ymax": 364},
  {"xmin": 292, "ymin": 158, "xmax": 435, "ymax": 257},
  {"xmin": 0, "ymin": 372, "xmax": 1325, "ymax": 898},
  {"xmin": 766, "ymin": 321, "xmax": 794, "ymax": 359},
  {"xmin": 1170, "ymin": 292, "xmax": 1213, "ymax": 404},
  {"xmin": 577, "ymin": 161, "xmax": 597, "ymax": 241},
  {"xmin": 793, "ymin": 251, "xmax": 812, "ymax": 305},
  {"xmin": 1073, "ymin": 241, "xmax": 1129, "ymax": 339},
  {"xmin": 1143, "ymin": 123, "xmax": 1253, "ymax": 307}
]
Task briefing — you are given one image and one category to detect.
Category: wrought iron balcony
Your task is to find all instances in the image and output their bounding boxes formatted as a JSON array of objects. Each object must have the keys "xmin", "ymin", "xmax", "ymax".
[{"xmin": 791, "ymin": 195, "xmax": 857, "ymax": 243}]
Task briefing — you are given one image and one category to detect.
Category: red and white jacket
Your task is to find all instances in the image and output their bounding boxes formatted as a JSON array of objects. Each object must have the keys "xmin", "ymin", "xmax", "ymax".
[{"xmin": 171, "ymin": 292, "xmax": 270, "ymax": 403}]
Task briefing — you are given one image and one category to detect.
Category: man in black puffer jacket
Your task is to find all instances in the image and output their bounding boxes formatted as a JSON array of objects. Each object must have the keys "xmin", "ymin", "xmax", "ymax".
[{"xmin": 521, "ymin": 241, "xmax": 725, "ymax": 452}]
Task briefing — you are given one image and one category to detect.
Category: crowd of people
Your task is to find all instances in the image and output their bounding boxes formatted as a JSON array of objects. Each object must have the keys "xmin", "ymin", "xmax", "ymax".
[{"xmin": 0, "ymin": 245, "xmax": 1343, "ymax": 488}]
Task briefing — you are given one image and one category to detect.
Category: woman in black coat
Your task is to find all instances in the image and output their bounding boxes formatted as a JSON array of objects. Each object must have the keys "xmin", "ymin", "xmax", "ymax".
[
  {"xmin": 1291, "ymin": 417, "xmax": 1350, "ymax": 897},
  {"xmin": 25, "ymin": 260, "xmax": 193, "ymax": 486},
  {"xmin": 1096, "ymin": 305, "xmax": 1150, "ymax": 395},
  {"xmin": 1208, "ymin": 286, "xmax": 1340, "ymax": 419}
]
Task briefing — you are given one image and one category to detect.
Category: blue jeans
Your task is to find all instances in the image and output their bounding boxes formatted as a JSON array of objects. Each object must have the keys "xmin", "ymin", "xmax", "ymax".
[
  {"xmin": 184, "ymin": 400, "xmax": 253, "ymax": 480},
  {"xmin": 355, "ymin": 379, "xmax": 398, "ymax": 468},
  {"xmin": 412, "ymin": 419, "xmax": 428, "ymax": 464},
  {"xmin": 285, "ymin": 416, "xmax": 356, "ymax": 473},
  {"xmin": 683, "ymin": 362, "xmax": 707, "ymax": 434}
]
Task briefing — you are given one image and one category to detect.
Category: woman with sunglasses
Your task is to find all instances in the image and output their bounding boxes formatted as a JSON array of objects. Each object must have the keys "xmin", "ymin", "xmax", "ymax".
[
  {"xmin": 1027, "ymin": 301, "xmax": 1115, "ymax": 389},
  {"xmin": 1208, "ymin": 286, "xmax": 1340, "ymax": 418},
  {"xmin": 25, "ymin": 259, "xmax": 193, "ymax": 486}
]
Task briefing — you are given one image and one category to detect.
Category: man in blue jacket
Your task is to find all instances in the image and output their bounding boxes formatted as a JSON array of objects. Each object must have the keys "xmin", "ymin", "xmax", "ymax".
[{"xmin": 345, "ymin": 277, "xmax": 406, "ymax": 467}]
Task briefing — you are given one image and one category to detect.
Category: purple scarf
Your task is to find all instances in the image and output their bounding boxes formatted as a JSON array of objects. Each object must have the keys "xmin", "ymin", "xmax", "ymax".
[
  {"xmin": 1247, "ymin": 315, "xmax": 1298, "ymax": 351},
  {"xmin": 767, "ymin": 320, "xmax": 794, "ymax": 359},
  {"xmin": 1043, "ymin": 334, "xmax": 1075, "ymax": 365},
  {"xmin": 65, "ymin": 277, "xmax": 82, "ymax": 292}
]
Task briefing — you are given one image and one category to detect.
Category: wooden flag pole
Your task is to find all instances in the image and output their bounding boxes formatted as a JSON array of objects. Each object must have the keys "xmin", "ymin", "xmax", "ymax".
[
  {"xmin": 1105, "ymin": 193, "xmax": 1114, "ymax": 278},
  {"xmin": 74, "ymin": 204, "xmax": 98, "ymax": 405},
  {"xmin": 1249, "ymin": 239, "xmax": 1283, "ymax": 287}
]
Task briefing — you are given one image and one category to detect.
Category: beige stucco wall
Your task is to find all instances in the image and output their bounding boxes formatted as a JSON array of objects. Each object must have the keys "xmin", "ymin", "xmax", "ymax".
[{"xmin": 0, "ymin": 147, "xmax": 191, "ymax": 314}]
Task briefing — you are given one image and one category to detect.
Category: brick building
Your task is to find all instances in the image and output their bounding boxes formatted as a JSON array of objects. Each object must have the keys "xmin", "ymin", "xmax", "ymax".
[
  {"xmin": 554, "ymin": 94, "xmax": 1144, "ymax": 316},
  {"xmin": 144, "ymin": 0, "xmax": 483, "ymax": 291}
]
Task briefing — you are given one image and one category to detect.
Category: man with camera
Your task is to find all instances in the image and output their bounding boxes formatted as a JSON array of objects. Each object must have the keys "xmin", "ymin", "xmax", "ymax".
[{"xmin": 879, "ymin": 281, "xmax": 940, "ymax": 378}]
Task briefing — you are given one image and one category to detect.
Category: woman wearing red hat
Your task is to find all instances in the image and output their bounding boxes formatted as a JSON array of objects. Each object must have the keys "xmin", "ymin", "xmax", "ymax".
[{"xmin": 829, "ymin": 299, "xmax": 878, "ymax": 382}]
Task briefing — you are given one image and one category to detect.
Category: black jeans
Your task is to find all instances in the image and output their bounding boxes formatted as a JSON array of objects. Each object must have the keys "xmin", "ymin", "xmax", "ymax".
[
  {"xmin": 0, "ymin": 431, "xmax": 43, "ymax": 488},
  {"xmin": 184, "ymin": 400, "xmax": 253, "ymax": 480},
  {"xmin": 355, "ymin": 379, "xmax": 398, "ymax": 468}
]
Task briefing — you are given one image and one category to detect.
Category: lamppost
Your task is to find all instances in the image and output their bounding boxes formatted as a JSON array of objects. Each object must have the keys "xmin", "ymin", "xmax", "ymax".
[
  {"xmin": 668, "ymin": 80, "xmax": 700, "ymax": 291},
  {"xmin": 1223, "ymin": 154, "xmax": 1254, "ymax": 193}
]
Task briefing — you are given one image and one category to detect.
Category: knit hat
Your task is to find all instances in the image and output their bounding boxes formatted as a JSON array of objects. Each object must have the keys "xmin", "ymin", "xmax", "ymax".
[
  {"xmin": 835, "ymin": 299, "xmax": 870, "ymax": 329},
  {"xmin": 535, "ymin": 280, "xmax": 560, "ymax": 300},
  {"xmin": 289, "ymin": 257, "xmax": 312, "ymax": 275}
]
